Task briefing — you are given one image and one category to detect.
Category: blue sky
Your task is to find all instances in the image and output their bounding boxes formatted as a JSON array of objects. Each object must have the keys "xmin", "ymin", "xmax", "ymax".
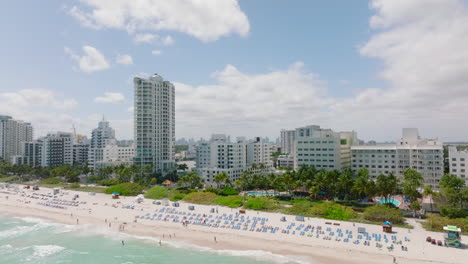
[{"xmin": 1, "ymin": 0, "xmax": 468, "ymax": 142}]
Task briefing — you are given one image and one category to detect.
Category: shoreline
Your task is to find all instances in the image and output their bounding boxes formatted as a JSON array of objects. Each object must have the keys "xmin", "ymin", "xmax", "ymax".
[{"xmin": 1, "ymin": 186, "xmax": 465, "ymax": 264}]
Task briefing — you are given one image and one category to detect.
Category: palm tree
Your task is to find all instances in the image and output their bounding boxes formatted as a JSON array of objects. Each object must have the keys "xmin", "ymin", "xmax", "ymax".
[
  {"xmin": 214, "ymin": 172, "xmax": 229, "ymax": 189},
  {"xmin": 353, "ymin": 168, "xmax": 372, "ymax": 200},
  {"xmin": 337, "ymin": 169, "xmax": 354, "ymax": 200},
  {"xmin": 422, "ymin": 185, "xmax": 434, "ymax": 213},
  {"xmin": 376, "ymin": 173, "xmax": 399, "ymax": 205}
]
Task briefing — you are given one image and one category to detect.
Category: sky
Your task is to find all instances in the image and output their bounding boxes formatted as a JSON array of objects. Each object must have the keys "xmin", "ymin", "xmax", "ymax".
[{"xmin": 1, "ymin": 0, "xmax": 468, "ymax": 142}]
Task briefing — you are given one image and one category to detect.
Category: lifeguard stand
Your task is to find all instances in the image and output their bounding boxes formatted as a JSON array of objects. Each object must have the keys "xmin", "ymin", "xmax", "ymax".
[{"xmin": 443, "ymin": 225, "xmax": 462, "ymax": 248}]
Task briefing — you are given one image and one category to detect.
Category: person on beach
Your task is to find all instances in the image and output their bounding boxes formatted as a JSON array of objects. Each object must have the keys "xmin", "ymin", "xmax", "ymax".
[
  {"xmin": 122, "ymin": 240, "xmax": 125, "ymax": 246},
  {"xmin": 169, "ymin": 234, "xmax": 172, "ymax": 239},
  {"xmin": 214, "ymin": 236, "xmax": 217, "ymax": 243},
  {"xmin": 159, "ymin": 240, "xmax": 162, "ymax": 246},
  {"xmin": 76, "ymin": 219, "xmax": 79, "ymax": 224}
]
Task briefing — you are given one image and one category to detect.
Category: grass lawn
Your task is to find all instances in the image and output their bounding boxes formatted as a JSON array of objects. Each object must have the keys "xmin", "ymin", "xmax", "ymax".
[
  {"xmin": 0, "ymin": 176, "xmax": 19, "ymax": 182},
  {"xmin": 64, "ymin": 186, "xmax": 106, "ymax": 193}
]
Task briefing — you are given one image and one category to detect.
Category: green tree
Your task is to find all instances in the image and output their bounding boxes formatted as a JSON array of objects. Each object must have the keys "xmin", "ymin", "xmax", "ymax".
[
  {"xmin": 179, "ymin": 171, "xmax": 204, "ymax": 189},
  {"xmin": 337, "ymin": 169, "xmax": 354, "ymax": 200},
  {"xmin": 376, "ymin": 173, "xmax": 399, "ymax": 205},
  {"xmin": 214, "ymin": 172, "xmax": 229, "ymax": 189},
  {"xmin": 422, "ymin": 185, "xmax": 435, "ymax": 212},
  {"xmin": 402, "ymin": 168, "xmax": 424, "ymax": 203},
  {"xmin": 352, "ymin": 168, "xmax": 374, "ymax": 199}
]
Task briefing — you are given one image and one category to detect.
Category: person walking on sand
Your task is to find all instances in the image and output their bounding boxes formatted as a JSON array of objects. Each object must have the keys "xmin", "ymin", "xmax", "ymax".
[
  {"xmin": 214, "ymin": 236, "xmax": 217, "ymax": 243},
  {"xmin": 76, "ymin": 219, "xmax": 79, "ymax": 224}
]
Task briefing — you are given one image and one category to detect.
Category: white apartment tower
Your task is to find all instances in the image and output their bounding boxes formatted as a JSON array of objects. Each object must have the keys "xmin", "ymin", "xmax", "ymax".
[
  {"xmin": 88, "ymin": 118, "xmax": 116, "ymax": 170},
  {"xmin": 351, "ymin": 128, "xmax": 443, "ymax": 190},
  {"xmin": 280, "ymin": 129, "xmax": 296, "ymax": 155},
  {"xmin": 134, "ymin": 74, "xmax": 175, "ymax": 173},
  {"xmin": 246, "ymin": 137, "xmax": 274, "ymax": 168},
  {"xmin": 448, "ymin": 146, "xmax": 468, "ymax": 186},
  {"xmin": 41, "ymin": 132, "xmax": 74, "ymax": 167},
  {"xmin": 196, "ymin": 135, "xmax": 247, "ymax": 184},
  {"xmin": 294, "ymin": 125, "xmax": 357, "ymax": 171},
  {"xmin": 0, "ymin": 115, "xmax": 33, "ymax": 162}
]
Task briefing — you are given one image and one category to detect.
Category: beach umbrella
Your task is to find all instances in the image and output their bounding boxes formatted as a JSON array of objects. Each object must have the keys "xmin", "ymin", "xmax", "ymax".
[
  {"xmin": 113, "ymin": 192, "xmax": 119, "ymax": 195},
  {"xmin": 383, "ymin": 221, "xmax": 392, "ymax": 225}
]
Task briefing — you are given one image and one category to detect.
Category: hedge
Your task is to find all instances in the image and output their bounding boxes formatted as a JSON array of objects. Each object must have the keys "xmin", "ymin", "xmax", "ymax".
[{"xmin": 104, "ymin": 183, "xmax": 144, "ymax": 196}]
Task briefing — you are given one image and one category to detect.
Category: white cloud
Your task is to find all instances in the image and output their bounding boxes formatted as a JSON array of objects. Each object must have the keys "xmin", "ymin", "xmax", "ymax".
[
  {"xmin": 162, "ymin": 36, "xmax": 174, "ymax": 46},
  {"xmin": 0, "ymin": 89, "xmax": 80, "ymax": 137},
  {"xmin": 127, "ymin": 106, "xmax": 134, "ymax": 113},
  {"xmin": 116, "ymin": 54, "xmax": 133, "ymax": 65},
  {"xmin": 68, "ymin": 0, "xmax": 250, "ymax": 42},
  {"xmin": 325, "ymin": 0, "xmax": 468, "ymax": 140},
  {"xmin": 151, "ymin": 50, "xmax": 162, "ymax": 56},
  {"xmin": 65, "ymin": 45, "xmax": 110, "ymax": 72},
  {"xmin": 133, "ymin": 33, "xmax": 157, "ymax": 44},
  {"xmin": 133, "ymin": 33, "xmax": 174, "ymax": 46},
  {"xmin": 175, "ymin": 62, "xmax": 332, "ymax": 138},
  {"xmin": 94, "ymin": 92, "xmax": 125, "ymax": 104}
]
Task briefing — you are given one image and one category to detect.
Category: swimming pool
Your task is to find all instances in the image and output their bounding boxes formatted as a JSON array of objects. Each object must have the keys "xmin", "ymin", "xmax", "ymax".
[
  {"xmin": 376, "ymin": 198, "xmax": 401, "ymax": 207},
  {"xmin": 246, "ymin": 191, "xmax": 279, "ymax": 196}
]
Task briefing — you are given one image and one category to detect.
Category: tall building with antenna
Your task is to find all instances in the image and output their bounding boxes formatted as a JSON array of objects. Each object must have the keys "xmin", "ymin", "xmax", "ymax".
[{"xmin": 133, "ymin": 74, "xmax": 175, "ymax": 173}]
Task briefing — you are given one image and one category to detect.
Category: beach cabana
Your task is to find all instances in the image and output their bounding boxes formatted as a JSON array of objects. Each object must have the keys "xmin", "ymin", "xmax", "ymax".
[
  {"xmin": 172, "ymin": 202, "xmax": 180, "ymax": 207},
  {"xmin": 162, "ymin": 180, "xmax": 174, "ymax": 186},
  {"xmin": 443, "ymin": 225, "xmax": 462, "ymax": 248},
  {"xmin": 162, "ymin": 198, "xmax": 169, "ymax": 206},
  {"xmin": 383, "ymin": 221, "xmax": 392, "ymax": 233},
  {"xmin": 296, "ymin": 215, "xmax": 305, "ymax": 222},
  {"xmin": 358, "ymin": 227, "xmax": 366, "ymax": 233},
  {"xmin": 188, "ymin": 205, "xmax": 195, "ymax": 211},
  {"xmin": 280, "ymin": 216, "xmax": 287, "ymax": 222},
  {"xmin": 112, "ymin": 192, "xmax": 120, "ymax": 199}
]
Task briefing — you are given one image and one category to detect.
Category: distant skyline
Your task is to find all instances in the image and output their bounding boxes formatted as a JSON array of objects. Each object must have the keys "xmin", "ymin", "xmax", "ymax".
[{"xmin": 1, "ymin": 0, "xmax": 468, "ymax": 142}]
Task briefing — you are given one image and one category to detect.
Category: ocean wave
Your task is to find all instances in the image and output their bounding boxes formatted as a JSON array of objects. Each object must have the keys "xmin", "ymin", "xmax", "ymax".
[
  {"xmin": 31, "ymin": 245, "xmax": 65, "ymax": 258},
  {"xmin": 0, "ymin": 224, "xmax": 46, "ymax": 239},
  {"xmin": 4, "ymin": 216, "xmax": 310, "ymax": 264}
]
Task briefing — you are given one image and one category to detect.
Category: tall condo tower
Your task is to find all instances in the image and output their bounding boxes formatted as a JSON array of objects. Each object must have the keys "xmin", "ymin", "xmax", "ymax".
[{"xmin": 133, "ymin": 74, "xmax": 175, "ymax": 173}]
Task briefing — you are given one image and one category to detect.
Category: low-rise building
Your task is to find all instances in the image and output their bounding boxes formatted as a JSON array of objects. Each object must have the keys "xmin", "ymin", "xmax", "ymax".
[
  {"xmin": 351, "ymin": 128, "xmax": 443, "ymax": 190},
  {"xmin": 448, "ymin": 146, "xmax": 468, "ymax": 186},
  {"xmin": 294, "ymin": 125, "xmax": 357, "ymax": 171}
]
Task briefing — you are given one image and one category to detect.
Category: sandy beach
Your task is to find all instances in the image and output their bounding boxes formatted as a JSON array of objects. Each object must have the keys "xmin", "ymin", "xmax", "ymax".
[{"xmin": 0, "ymin": 185, "xmax": 466, "ymax": 264}]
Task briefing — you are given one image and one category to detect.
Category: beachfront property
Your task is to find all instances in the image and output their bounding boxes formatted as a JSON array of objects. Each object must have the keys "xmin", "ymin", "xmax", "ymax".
[
  {"xmin": 196, "ymin": 134, "xmax": 275, "ymax": 184},
  {"xmin": 134, "ymin": 74, "xmax": 176, "ymax": 173},
  {"xmin": 94, "ymin": 139, "xmax": 135, "ymax": 169},
  {"xmin": 40, "ymin": 132, "xmax": 74, "ymax": 167},
  {"xmin": 0, "ymin": 115, "xmax": 33, "ymax": 163},
  {"xmin": 351, "ymin": 128, "xmax": 443, "ymax": 190},
  {"xmin": 11, "ymin": 140, "xmax": 43, "ymax": 167},
  {"xmin": 73, "ymin": 140, "xmax": 89, "ymax": 166},
  {"xmin": 293, "ymin": 125, "xmax": 358, "ymax": 171},
  {"xmin": 88, "ymin": 118, "xmax": 116, "ymax": 170},
  {"xmin": 280, "ymin": 129, "xmax": 296, "ymax": 156},
  {"xmin": 448, "ymin": 146, "xmax": 468, "ymax": 186},
  {"xmin": 277, "ymin": 154, "xmax": 294, "ymax": 169}
]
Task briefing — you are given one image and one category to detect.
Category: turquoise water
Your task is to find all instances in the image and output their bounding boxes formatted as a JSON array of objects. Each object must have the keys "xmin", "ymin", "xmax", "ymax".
[
  {"xmin": 0, "ymin": 215, "xmax": 292, "ymax": 264},
  {"xmin": 376, "ymin": 198, "xmax": 401, "ymax": 207},
  {"xmin": 247, "ymin": 192, "xmax": 279, "ymax": 196}
]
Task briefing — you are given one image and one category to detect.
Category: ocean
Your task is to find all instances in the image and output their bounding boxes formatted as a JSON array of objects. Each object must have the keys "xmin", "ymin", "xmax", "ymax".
[{"xmin": 0, "ymin": 215, "xmax": 301, "ymax": 264}]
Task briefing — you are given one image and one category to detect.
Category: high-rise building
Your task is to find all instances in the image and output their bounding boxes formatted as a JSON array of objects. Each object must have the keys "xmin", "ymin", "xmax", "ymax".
[
  {"xmin": 351, "ymin": 128, "xmax": 443, "ymax": 190},
  {"xmin": 280, "ymin": 129, "xmax": 295, "ymax": 155},
  {"xmin": 448, "ymin": 146, "xmax": 468, "ymax": 186},
  {"xmin": 246, "ymin": 137, "xmax": 274, "ymax": 168},
  {"xmin": 41, "ymin": 132, "xmax": 74, "ymax": 167},
  {"xmin": 94, "ymin": 139, "xmax": 135, "ymax": 169},
  {"xmin": 134, "ymin": 74, "xmax": 175, "ymax": 173},
  {"xmin": 73, "ymin": 140, "xmax": 90, "ymax": 166},
  {"xmin": 88, "ymin": 118, "xmax": 116, "ymax": 170},
  {"xmin": 11, "ymin": 140, "xmax": 43, "ymax": 167},
  {"xmin": 294, "ymin": 125, "xmax": 357, "ymax": 171},
  {"xmin": 0, "ymin": 115, "xmax": 33, "ymax": 162}
]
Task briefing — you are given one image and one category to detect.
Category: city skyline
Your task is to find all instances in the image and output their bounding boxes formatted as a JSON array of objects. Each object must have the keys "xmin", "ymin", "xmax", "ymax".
[{"xmin": 2, "ymin": 1, "xmax": 468, "ymax": 142}]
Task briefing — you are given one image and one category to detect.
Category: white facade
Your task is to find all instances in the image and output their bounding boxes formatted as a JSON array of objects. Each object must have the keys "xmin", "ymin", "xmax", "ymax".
[
  {"xmin": 246, "ymin": 137, "xmax": 274, "ymax": 168},
  {"xmin": 0, "ymin": 115, "xmax": 33, "ymax": 162},
  {"xmin": 196, "ymin": 135, "xmax": 275, "ymax": 184},
  {"xmin": 95, "ymin": 139, "xmax": 135, "ymax": 169},
  {"xmin": 11, "ymin": 140, "xmax": 42, "ymax": 167},
  {"xmin": 351, "ymin": 128, "xmax": 443, "ymax": 190},
  {"xmin": 280, "ymin": 129, "xmax": 295, "ymax": 155},
  {"xmin": 294, "ymin": 125, "xmax": 357, "ymax": 171},
  {"xmin": 134, "ymin": 74, "xmax": 175, "ymax": 173},
  {"xmin": 41, "ymin": 132, "xmax": 74, "ymax": 167},
  {"xmin": 88, "ymin": 119, "xmax": 116, "ymax": 169},
  {"xmin": 448, "ymin": 146, "xmax": 468, "ymax": 186},
  {"xmin": 277, "ymin": 154, "xmax": 294, "ymax": 168}
]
